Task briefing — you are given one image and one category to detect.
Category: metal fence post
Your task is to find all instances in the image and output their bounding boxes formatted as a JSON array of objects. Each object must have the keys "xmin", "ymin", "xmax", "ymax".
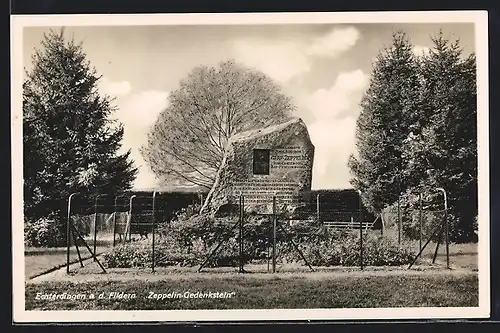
[
  {"xmin": 128, "ymin": 195, "xmax": 136, "ymax": 242},
  {"xmin": 267, "ymin": 245, "xmax": 270, "ymax": 272},
  {"xmin": 379, "ymin": 213, "xmax": 383, "ymax": 236},
  {"xmin": 397, "ymin": 194, "xmax": 401, "ymax": 247},
  {"xmin": 93, "ymin": 194, "xmax": 104, "ymax": 261},
  {"xmin": 272, "ymin": 195, "xmax": 277, "ymax": 274},
  {"xmin": 316, "ymin": 193, "xmax": 321, "ymax": 223},
  {"xmin": 358, "ymin": 190, "xmax": 363, "ymax": 270},
  {"xmin": 112, "ymin": 195, "xmax": 119, "ymax": 247},
  {"xmin": 380, "ymin": 213, "xmax": 385, "ymax": 236},
  {"xmin": 239, "ymin": 195, "xmax": 244, "ymax": 273},
  {"xmin": 437, "ymin": 188, "xmax": 449, "ymax": 269},
  {"xmin": 151, "ymin": 191, "xmax": 158, "ymax": 272},
  {"xmin": 419, "ymin": 192, "xmax": 423, "ymax": 252},
  {"xmin": 66, "ymin": 192, "xmax": 78, "ymax": 274}
]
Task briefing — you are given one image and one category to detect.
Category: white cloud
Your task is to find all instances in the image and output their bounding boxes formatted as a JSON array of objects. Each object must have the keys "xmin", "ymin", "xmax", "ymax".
[
  {"xmin": 300, "ymin": 69, "xmax": 369, "ymax": 120},
  {"xmin": 113, "ymin": 90, "xmax": 169, "ymax": 189},
  {"xmin": 297, "ymin": 69, "xmax": 368, "ymax": 189},
  {"xmin": 114, "ymin": 90, "xmax": 168, "ymax": 131},
  {"xmin": 230, "ymin": 26, "xmax": 360, "ymax": 84},
  {"xmin": 308, "ymin": 117, "xmax": 357, "ymax": 189},
  {"xmin": 133, "ymin": 164, "xmax": 160, "ymax": 189},
  {"xmin": 232, "ymin": 39, "xmax": 311, "ymax": 84},
  {"xmin": 307, "ymin": 26, "xmax": 360, "ymax": 58},
  {"xmin": 99, "ymin": 77, "xmax": 132, "ymax": 97},
  {"xmin": 412, "ymin": 45, "xmax": 431, "ymax": 57}
]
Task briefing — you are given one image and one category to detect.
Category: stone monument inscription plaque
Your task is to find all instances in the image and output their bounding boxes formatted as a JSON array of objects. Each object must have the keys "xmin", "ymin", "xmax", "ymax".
[
  {"xmin": 270, "ymin": 146, "xmax": 311, "ymax": 170},
  {"xmin": 231, "ymin": 179, "xmax": 298, "ymax": 206}
]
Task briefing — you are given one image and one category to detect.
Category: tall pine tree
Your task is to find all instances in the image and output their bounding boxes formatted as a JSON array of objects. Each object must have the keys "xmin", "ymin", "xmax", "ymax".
[
  {"xmin": 350, "ymin": 30, "xmax": 477, "ymax": 242},
  {"xmin": 23, "ymin": 29, "xmax": 137, "ymax": 222},
  {"xmin": 407, "ymin": 31, "xmax": 477, "ymax": 242},
  {"xmin": 348, "ymin": 31, "xmax": 421, "ymax": 213}
]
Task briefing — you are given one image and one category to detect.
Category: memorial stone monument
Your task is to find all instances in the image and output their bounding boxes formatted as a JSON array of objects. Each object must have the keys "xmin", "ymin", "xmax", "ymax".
[{"xmin": 200, "ymin": 117, "xmax": 314, "ymax": 216}]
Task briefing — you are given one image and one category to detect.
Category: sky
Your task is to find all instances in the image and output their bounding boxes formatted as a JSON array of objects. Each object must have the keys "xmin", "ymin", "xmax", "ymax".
[{"xmin": 22, "ymin": 22, "xmax": 475, "ymax": 190}]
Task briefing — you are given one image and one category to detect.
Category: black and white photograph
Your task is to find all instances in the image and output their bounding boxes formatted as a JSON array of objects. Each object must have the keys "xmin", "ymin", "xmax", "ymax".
[{"xmin": 11, "ymin": 11, "xmax": 489, "ymax": 322}]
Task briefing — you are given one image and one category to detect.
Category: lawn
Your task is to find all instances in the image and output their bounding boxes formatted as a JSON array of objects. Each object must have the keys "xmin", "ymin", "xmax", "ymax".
[
  {"xmin": 25, "ymin": 248, "xmax": 98, "ymax": 279},
  {"xmin": 25, "ymin": 238, "xmax": 114, "ymax": 279},
  {"xmin": 380, "ymin": 229, "xmax": 478, "ymax": 270},
  {"xmin": 25, "ymin": 273, "xmax": 478, "ymax": 310},
  {"xmin": 418, "ymin": 242, "xmax": 478, "ymax": 270}
]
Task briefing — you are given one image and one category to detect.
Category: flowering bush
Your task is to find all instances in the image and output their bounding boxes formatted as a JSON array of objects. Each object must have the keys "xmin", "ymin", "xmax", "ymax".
[
  {"xmin": 104, "ymin": 206, "xmax": 414, "ymax": 268},
  {"xmin": 24, "ymin": 212, "xmax": 93, "ymax": 248},
  {"xmin": 283, "ymin": 231, "xmax": 414, "ymax": 266},
  {"xmin": 362, "ymin": 235, "xmax": 414, "ymax": 266},
  {"xmin": 103, "ymin": 240, "xmax": 161, "ymax": 268},
  {"xmin": 24, "ymin": 215, "xmax": 65, "ymax": 247}
]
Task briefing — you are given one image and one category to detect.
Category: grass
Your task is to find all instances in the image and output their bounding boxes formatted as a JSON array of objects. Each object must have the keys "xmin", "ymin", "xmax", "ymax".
[
  {"xmin": 25, "ymin": 273, "xmax": 478, "ymax": 310},
  {"xmin": 418, "ymin": 242, "xmax": 478, "ymax": 270},
  {"xmin": 380, "ymin": 229, "xmax": 478, "ymax": 270},
  {"xmin": 25, "ymin": 237, "xmax": 114, "ymax": 279},
  {"xmin": 25, "ymin": 249, "xmax": 89, "ymax": 279}
]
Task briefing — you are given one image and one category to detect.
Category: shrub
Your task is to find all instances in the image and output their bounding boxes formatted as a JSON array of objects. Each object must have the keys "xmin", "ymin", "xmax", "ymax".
[
  {"xmin": 400, "ymin": 210, "xmax": 444, "ymax": 243},
  {"xmin": 24, "ymin": 215, "xmax": 65, "ymax": 247},
  {"xmin": 382, "ymin": 189, "xmax": 478, "ymax": 244},
  {"xmin": 103, "ymin": 236, "xmax": 218, "ymax": 268},
  {"xmin": 104, "ymin": 209, "xmax": 415, "ymax": 268},
  {"xmin": 103, "ymin": 240, "xmax": 159, "ymax": 268},
  {"xmin": 362, "ymin": 234, "xmax": 414, "ymax": 266},
  {"xmin": 106, "ymin": 209, "xmax": 283, "ymax": 268},
  {"xmin": 24, "ymin": 211, "xmax": 93, "ymax": 248},
  {"xmin": 281, "ymin": 230, "xmax": 414, "ymax": 267},
  {"xmin": 71, "ymin": 214, "xmax": 92, "ymax": 237}
]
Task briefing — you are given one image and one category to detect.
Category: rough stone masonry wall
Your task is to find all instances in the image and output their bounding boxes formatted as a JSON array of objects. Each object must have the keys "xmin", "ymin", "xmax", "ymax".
[{"xmin": 201, "ymin": 118, "xmax": 314, "ymax": 216}]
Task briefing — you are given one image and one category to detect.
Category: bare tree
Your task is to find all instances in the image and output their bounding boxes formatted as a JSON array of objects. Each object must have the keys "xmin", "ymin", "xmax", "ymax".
[{"xmin": 141, "ymin": 60, "xmax": 296, "ymax": 189}]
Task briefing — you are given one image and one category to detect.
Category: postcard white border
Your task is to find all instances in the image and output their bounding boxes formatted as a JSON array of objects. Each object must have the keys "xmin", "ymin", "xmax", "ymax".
[{"xmin": 11, "ymin": 11, "xmax": 490, "ymax": 322}]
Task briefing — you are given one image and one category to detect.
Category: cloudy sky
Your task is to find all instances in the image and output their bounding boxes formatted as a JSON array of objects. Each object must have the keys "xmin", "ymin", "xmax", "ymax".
[{"xmin": 22, "ymin": 22, "xmax": 475, "ymax": 190}]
